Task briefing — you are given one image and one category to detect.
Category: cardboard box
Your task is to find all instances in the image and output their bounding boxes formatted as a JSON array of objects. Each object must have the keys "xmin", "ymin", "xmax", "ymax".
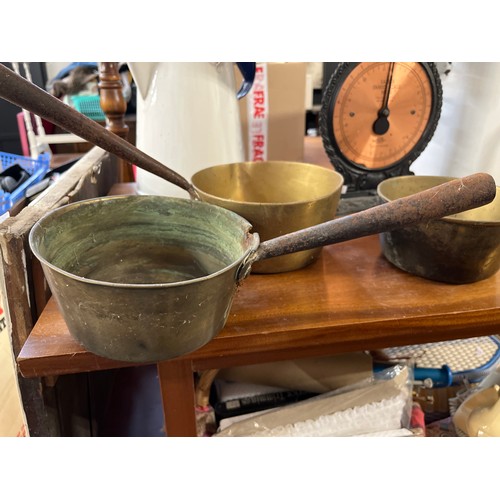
[
  {"xmin": 236, "ymin": 62, "xmax": 307, "ymax": 162},
  {"xmin": 0, "ymin": 294, "xmax": 27, "ymax": 437}
]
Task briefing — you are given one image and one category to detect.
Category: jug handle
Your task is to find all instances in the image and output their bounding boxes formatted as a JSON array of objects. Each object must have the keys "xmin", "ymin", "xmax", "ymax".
[{"xmin": 235, "ymin": 63, "xmax": 256, "ymax": 99}]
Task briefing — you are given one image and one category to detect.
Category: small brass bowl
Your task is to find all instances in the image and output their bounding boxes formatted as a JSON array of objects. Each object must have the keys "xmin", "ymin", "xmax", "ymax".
[
  {"xmin": 192, "ymin": 161, "xmax": 344, "ymax": 273},
  {"xmin": 377, "ymin": 175, "xmax": 500, "ymax": 284}
]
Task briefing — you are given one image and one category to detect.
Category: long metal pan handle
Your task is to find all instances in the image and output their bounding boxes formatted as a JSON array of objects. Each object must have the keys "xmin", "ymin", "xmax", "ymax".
[
  {"xmin": 250, "ymin": 173, "xmax": 497, "ymax": 264},
  {"xmin": 0, "ymin": 63, "xmax": 197, "ymax": 198}
]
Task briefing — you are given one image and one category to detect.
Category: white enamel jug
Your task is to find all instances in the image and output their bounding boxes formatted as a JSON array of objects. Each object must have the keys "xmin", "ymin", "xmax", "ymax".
[{"xmin": 128, "ymin": 62, "xmax": 254, "ymax": 198}]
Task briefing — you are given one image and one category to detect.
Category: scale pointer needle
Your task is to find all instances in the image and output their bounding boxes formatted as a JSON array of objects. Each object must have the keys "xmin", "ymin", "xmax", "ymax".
[{"xmin": 373, "ymin": 62, "xmax": 395, "ymax": 135}]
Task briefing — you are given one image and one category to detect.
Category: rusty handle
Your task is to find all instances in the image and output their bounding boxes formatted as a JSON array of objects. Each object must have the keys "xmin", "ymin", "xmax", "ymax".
[
  {"xmin": 0, "ymin": 63, "xmax": 197, "ymax": 198},
  {"xmin": 251, "ymin": 173, "xmax": 497, "ymax": 263}
]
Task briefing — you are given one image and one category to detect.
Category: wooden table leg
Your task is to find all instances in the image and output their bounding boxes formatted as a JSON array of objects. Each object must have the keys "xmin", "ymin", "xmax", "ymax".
[{"xmin": 157, "ymin": 359, "xmax": 197, "ymax": 437}]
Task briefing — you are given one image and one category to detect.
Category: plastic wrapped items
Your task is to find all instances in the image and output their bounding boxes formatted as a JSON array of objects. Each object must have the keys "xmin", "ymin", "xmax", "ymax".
[{"xmin": 215, "ymin": 365, "xmax": 413, "ymax": 437}]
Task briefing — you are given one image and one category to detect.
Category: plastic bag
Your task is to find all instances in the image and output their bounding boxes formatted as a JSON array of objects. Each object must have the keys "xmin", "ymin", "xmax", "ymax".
[{"xmin": 214, "ymin": 364, "xmax": 413, "ymax": 437}]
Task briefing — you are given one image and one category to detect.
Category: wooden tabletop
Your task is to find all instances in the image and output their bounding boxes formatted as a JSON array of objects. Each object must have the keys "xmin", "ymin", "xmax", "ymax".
[{"xmin": 17, "ymin": 234, "xmax": 500, "ymax": 377}]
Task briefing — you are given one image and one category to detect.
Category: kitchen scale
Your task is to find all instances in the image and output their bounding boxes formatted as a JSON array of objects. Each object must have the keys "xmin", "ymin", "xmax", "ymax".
[{"xmin": 319, "ymin": 62, "xmax": 443, "ymax": 214}]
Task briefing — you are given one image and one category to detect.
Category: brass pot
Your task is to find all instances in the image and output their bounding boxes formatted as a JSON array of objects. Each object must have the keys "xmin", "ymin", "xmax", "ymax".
[
  {"xmin": 191, "ymin": 161, "xmax": 344, "ymax": 273},
  {"xmin": 377, "ymin": 175, "xmax": 500, "ymax": 284}
]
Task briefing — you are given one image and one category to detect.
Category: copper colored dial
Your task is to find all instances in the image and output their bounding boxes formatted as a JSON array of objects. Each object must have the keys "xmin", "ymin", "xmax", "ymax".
[{"xmin": 332, "ymin": 62, "xmax": 433, "ymax": 169}]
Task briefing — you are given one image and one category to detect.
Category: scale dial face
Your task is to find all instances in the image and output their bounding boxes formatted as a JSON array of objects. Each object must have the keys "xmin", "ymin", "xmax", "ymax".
[{"xmin": 320, "ymin": 62, "xmax": 443, "ymax": 191}]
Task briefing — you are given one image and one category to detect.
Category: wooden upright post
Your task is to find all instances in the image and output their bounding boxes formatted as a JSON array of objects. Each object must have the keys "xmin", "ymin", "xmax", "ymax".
[{"xmin": 98, "ymin": 62, "xmax": 134, "ymax": 182}]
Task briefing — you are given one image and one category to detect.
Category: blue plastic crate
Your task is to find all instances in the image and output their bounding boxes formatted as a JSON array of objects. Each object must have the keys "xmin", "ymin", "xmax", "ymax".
[{"xmin": 0, "ymin": 151, "xmax": 51, "ymax": 215}]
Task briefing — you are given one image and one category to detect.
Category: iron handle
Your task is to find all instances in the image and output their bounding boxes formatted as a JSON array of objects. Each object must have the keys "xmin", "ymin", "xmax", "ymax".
[{"xmin": 251, "ymin": 173, "xmax": 497, "ymax": 263}]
